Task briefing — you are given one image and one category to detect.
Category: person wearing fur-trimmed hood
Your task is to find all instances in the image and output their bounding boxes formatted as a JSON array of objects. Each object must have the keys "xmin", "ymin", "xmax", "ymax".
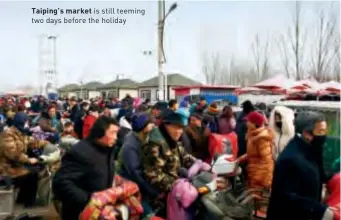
[{"xmin": 269, "ymin": 106, "xmax": 295, "ymax": 160}]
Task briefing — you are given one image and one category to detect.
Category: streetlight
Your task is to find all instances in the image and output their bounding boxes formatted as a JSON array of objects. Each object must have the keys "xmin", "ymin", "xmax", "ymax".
[
  {"xmin": 164, "ymin": 2, "xmax": 177, "ymax": 21},
  {"xmin": 158, "ymin": 1, "xmax": 177, "ymax": 101}
]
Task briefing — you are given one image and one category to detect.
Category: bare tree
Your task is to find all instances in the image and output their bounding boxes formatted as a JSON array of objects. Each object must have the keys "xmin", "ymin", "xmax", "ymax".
[
  {"xmin": 287, "ymin": 1, "xmax": 306, "ymax": 80},
  {"xmin": 251, "ymin": 35, "xmax": 261, "ymax": 81},
  {"xmin": 251, "ymin": 34, "xmax": 271, "ymax": 81},
  {"xmin": 332, "ymin": 36, "xmax": 340, "ymax": 82},
  {"xmin": 310, "ymin": 4, "xmax": 339, "ymax": 82},
  {"xmin": 228, "ymin": 56, "xmax": 235, "ymax": 84},
  {"xmin": 228, "ymin": 61, "xmax": 258, "ymax": 87},
  {"xmin": 201, "ymin": 50, "xmax": 259, "ymax": 86},
  {"xmin": 276, "ymin": 34, "xmax": 292, "ymax": 78},
  {"xmin": 202, "ymin": 51, "xmax": 225, "ymax": 85},
  {"xmin": 261, "ymin": 39, "xmax": 270, "ymax": 80},
  {"xmin": 293, "ymin": 1, "xmax": 301, "ymax": 79}
]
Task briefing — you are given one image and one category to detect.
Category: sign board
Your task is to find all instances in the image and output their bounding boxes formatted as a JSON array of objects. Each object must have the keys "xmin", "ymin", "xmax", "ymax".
[{"xmin": 190, "ymin": 88, "xmax": 200, "ymax": 95}]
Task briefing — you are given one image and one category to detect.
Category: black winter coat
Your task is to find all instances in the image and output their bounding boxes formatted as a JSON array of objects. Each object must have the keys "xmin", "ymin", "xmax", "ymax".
[
  {"xmin": 234, "ymin": 112, "xmax": 248, "ymax": 156},
  {"xmin": 114, "ymin": 126, "xmax": 131, "ymax": 160},
  {"xmin": 53, "ymin": 139, "xmax": 116, "ymax": 220},
  {"xmin": 267, "ymin": 135, "xmax": 329, "ymax": 220},
  {"xmin": 73, "ymin": 108, "xmax": 85, "ymax": 139}
]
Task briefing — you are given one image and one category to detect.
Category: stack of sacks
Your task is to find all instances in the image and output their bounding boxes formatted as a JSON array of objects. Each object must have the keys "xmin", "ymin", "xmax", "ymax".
[{"xmin": 80, "ymin": 175, "xmax": 143, "ymax": 220}]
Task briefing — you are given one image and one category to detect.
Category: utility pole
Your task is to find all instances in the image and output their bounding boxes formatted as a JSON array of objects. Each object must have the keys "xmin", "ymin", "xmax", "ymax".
[
  {"xmin": 157, "ymin": 0, "xmax": 165, "ymax": 101},
  {"xmin": 52, "ymin": 36, "xmax": 58, "ymax": 91},
  {"xmin": 38, "ymin": 34, "xmax": 46, "ymax": 95},
  {"xmin": 157, "ymin": 1, "xmax": 177, "ymax": 101}
]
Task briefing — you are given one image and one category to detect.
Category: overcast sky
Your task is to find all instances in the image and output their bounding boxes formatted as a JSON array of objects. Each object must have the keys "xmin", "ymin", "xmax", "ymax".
[{"xmin": 0, "ymin": 0, "xmax": 339, "ymax": 90}]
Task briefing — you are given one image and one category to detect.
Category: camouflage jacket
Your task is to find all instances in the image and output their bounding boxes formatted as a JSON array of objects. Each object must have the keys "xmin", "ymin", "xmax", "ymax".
[
  {"xmin": 143, "ymin": 127, "xmax": 196, "ymax": 193},
  {"xmin": 0, "ymin": 126, "xmax": 47, "ymax": 177}
]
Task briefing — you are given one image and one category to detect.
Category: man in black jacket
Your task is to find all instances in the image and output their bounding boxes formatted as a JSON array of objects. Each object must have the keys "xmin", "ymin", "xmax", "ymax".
[
  {"xmin": 235, "ymin": 100, "xmax": 255, "ymax": 157},
  {"xmin": 267, "ymin": 111, "xmax": 336, "ymax": 220},
  {"xmin": 53, "ymin": 116, "xmax": 119, "ymax": 220}
]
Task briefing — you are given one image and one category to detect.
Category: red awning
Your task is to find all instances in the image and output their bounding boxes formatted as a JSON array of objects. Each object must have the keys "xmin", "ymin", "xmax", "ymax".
[{"xmin": 174, "ymin": 88, "xmax": 190, "ymax": 96}]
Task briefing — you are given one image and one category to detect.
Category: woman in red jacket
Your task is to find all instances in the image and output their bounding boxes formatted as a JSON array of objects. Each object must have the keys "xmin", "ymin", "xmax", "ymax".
[{"xmin": 83, "ymin": 105, "xmax": 100, "ymax": 138}]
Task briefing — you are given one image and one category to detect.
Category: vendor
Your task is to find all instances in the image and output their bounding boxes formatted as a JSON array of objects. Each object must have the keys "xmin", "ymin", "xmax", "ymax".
[{"xmin": 0, "ymin": 112, "xmax": 47, "ymax": 207}]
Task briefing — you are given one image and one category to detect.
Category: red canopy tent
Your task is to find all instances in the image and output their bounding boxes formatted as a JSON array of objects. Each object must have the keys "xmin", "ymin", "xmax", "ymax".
[
  {"xmin": 319, "ymin": 81, "xmax": 341, "ymax": 92},
  {"xmin": 315, "ymin": 81, "xmax": 341, "ymax": 95},
  {"xmin": 252, "ymin": 74, "xmax": 296, "ymax": 90},
  {"xmin": 291, "ymin": 79, "xmax": 320, "ymax": 89}
]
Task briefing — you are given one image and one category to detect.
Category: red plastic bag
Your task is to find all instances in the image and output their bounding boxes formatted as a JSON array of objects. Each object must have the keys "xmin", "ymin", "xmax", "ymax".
[
  {"xmin": 326, "ymin": 173, "xmax": 340, "ymax": 220},
  {"xmin": 208, "ymin": 132, "xmax": 238, "ymax": 164}
]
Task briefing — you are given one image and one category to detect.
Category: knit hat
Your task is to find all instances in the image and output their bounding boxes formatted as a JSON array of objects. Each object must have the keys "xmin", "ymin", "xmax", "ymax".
[
  {"xmin": 176, "ymin": 108, "xmax": 190, "ymax": 126},
  {"xmin": 162, "ymin": 111, "xmax": 184, "ymax": 127},
  {"xmin": 13, "ymin": 112, "xmax": 29, "ymax": 133},
  {"xmin": 180, "ymin": 100, "xmax": 189, "ymax": 108},
  {"xmin": 131, "ymin": 113, "xmax": 151, "ymax": 132},
  {"xmin": 247, "ymin": 111, "xmax": 265, "ymax": 127},
  {"xmin": 177, "ymin": 108, "xmax": 190, "ymax": 118},
  {"xmin": 207, "ymin": 103, "xmax": 219, "ymax": 115}
]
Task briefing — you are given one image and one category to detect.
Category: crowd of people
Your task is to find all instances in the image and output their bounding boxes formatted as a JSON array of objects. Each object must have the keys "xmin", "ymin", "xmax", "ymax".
[{"xmin": 0, "ymin": 94, "xmax": 339, "ymax": 220}]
